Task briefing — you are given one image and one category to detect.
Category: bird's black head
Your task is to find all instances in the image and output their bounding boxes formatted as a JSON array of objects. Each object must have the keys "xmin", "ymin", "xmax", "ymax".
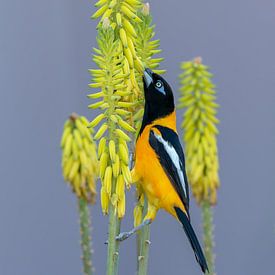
[{"xmin": 141, "ymin": 68, "xmax": 175, "ymax": 127}]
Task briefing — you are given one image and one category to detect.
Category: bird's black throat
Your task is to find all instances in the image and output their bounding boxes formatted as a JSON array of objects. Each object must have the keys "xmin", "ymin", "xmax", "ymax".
[{"xmin": 138, "ymin": 99, "xmax": 175, "ymax": 136}]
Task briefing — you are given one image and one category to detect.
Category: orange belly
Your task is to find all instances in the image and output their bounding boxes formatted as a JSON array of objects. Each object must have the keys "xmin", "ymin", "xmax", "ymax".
[{"xmin": 134, "ymin": 124, "xmax": 185, "ymax": 218}]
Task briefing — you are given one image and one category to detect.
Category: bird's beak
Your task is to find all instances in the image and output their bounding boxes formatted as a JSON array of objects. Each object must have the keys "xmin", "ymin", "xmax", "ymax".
[{"xmin": 143, "ymin": 68, "xmax": 153, "ymax": 88}]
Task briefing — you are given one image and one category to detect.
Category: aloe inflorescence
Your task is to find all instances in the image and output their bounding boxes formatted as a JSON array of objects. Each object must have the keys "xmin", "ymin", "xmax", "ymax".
[
  {"xmin": 89, "ymin": 1, "xmax": 164, "ymax": 219},
  {"xmin": 61, "ymin": 113, "xmax": 98, "ymax": 203},
  {"xmin": 131, "ymin": 3, "xmax": 165, "ymax": 132},
  {"xmin": 178, "ymin": 57, "xmax": 220, "ymax": 205},
  {"xmin": 89, "ymin": 2, "xmax": 164, "ymax": 274},
  {"xmin": 92, "ymin": 0, "xmax": 144, "ymax": 97},
  {"xmin": 61, "ymin": 113, "xmax": 98, "ymax": 275},
  {"xmin": 178, "ymin": 57, "xmax": 220, "ymax": 275},
  {"xmin": 88, "ymin": 24, "xmax": 133, "ymax": 218}
]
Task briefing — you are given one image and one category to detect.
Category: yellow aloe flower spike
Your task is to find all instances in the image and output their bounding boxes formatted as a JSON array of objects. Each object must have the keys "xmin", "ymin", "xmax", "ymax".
[
  {"xmin": 92, "ymin": 0, "xmax": 143, "ymax": 96},
  {"xmin": 61, "ymin": 113, "xmax": 98, "ymax": 275},
  {"xmin": 89, "ymin": 4, "xmax": 165, "ymax": 275},
  {"xmin": 89, "ymin": 19, "xmax": 134, "ymax": 275},
  {"xmin": 178, "ymin": 57, "xmax": 220, "ymax": 205},
  {"xmin": 88, "ymin": 23, "xmax": 132, "ymax": 217},
  {"xmin": 131, "ymin": 2, "xmax": 165, "ymax": 133},
  {"xmin": 61, "ymin": 113, "xmax": 98, "ymax": 204}
]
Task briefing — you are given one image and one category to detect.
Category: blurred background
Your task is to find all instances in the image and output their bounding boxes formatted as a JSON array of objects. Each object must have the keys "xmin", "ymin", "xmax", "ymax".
[{"xmin": 1, "ymin": 0, "xmax": 275, "ymax": 274}]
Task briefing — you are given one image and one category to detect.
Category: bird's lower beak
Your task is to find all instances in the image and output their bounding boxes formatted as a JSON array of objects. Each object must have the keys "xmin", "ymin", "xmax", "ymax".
[{"xmin": 143, "ymin": 68, "xmax": 153, "ymax": 88}]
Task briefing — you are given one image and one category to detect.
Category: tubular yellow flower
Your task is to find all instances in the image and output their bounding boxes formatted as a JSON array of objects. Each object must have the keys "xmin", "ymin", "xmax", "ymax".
[
  {"xmin": 117, "ymin": 194, "xmax": 126, "ymax": 218},
  {"xmin": 178, "ymin": 57, "xmax": 220, "ymax": 205},
  {"xmin": 61, "ymin": 113, "xmax": 98, "ymax": 204}
]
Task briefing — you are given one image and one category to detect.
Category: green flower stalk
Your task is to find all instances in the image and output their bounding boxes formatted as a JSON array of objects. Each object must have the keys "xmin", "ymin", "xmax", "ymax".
[
  {"xmin": 178, "ymin": 57, "xmax": 220, "ymax": 275},
  {"xmin": 61, "ymin": 113, "xmax": 98, "ymax": 275},
  {"xmin": 79, "ymin": 197, "xmax": 94, "ymax": 275},
  {"xmin": 201, "ymin": 200, "xmax": 215, "ymax": 275}
]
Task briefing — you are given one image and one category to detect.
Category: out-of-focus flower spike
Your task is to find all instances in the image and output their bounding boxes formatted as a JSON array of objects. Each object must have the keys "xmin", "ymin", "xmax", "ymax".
[
  {"xmin": 178, "ymin": 57, "xmax": 219, "ymax": 205},
  {"xmin": 60, "ymin": 113, "xmax": 98, "ymax": 204}
]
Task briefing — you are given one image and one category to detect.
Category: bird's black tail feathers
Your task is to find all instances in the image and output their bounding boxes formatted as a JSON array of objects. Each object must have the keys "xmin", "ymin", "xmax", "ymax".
[{"xmin": 174, "ymin": 207, "xmax": 208, "ymax": 273}]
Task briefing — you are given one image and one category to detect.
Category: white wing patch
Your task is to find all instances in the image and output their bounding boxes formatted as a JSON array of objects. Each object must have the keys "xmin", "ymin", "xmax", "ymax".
[{"xmin": 153, "ymin": 132, "xmax": 187, "ymax": 196}]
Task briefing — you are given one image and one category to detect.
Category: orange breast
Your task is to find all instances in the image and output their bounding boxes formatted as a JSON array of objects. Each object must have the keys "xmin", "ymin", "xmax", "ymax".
[{"xmin": 134, "ymin": 112, "xmax": 186, "ymax": 217}]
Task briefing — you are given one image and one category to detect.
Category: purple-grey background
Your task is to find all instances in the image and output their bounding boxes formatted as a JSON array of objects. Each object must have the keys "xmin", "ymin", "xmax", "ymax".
[{"xmin": 1, "ymin": 0, "xmax": 275, "ymax": 274}]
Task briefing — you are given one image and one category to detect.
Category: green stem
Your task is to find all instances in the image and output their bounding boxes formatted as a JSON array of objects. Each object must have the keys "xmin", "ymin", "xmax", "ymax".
[
  {"xmin": 104, "ymin": 41, "xmax": 122, "ymax": 275},
  {"xmin": 137, "ymin": 197, "xmax": 151, "ymax": 275},
  {"xmin": 106, "ymin": 202, "xmax": 121, "ymax": 275},
  {"xmin": 105, "ymin": 108, "xmax": 121, "ymax": 275},
  {"xmin": 201, "ymin": 200, "xmax": 215, "ymax": 275},
  {"xmin": 78, "ymin": 198, "xmax": 94, "ymax": 275}
]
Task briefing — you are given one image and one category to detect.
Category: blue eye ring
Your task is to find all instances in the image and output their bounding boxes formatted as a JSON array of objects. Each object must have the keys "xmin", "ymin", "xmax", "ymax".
[{"xmin": 155, "ymin": 80, "xmax": 163, "ymax": 88}]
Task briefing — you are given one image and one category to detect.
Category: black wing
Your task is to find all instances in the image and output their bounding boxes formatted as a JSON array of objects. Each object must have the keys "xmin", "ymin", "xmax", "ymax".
[{"xmin": 149, "ymin": 125, "xmax": 189, "ymax": 213}]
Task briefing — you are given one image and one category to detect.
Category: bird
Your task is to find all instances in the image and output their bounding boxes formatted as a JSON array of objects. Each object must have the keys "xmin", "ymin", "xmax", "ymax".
[{"xmin": 116, "ymin": 68, "xmax": 208, "ymax": 273}]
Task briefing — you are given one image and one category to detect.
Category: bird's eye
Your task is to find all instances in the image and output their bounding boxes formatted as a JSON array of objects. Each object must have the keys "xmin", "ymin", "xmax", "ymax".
[{"xmin": 155, "ymin": 81, "xmax": 163, "ymax": 88}]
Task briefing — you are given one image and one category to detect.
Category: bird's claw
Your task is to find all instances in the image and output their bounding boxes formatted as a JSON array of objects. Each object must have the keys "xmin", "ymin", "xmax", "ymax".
[{"xmin": 116, "ymin": 232, "xmax": 131, "ymax": 242}]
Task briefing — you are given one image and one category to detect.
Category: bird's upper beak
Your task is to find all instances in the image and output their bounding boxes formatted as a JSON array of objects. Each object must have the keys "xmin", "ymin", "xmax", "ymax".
[{"xmin": 143, "ymin": 68, "xmax": 153, "ymax": 88}]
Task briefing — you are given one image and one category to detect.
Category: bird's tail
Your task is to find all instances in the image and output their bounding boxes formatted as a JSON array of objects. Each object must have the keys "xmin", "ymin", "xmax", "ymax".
[{"xmin": 174, "ymin": 207, "xmax": 208, "ymax": 273}]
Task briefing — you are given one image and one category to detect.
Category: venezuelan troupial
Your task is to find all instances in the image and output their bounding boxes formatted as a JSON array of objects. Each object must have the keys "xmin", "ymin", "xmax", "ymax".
[{"xmin": 117, "ymin": 68, "xmax": 208, "ymax": 273}]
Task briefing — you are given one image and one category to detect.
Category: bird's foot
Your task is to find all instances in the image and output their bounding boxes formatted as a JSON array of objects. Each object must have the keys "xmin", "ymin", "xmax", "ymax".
[
  {"xmin": 116, "ymin": 219, "xmax": 152, "ymax": 242},
  {"xmin": 116, "ymin": 231, "xmax": 133, "ymax": 242}
]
